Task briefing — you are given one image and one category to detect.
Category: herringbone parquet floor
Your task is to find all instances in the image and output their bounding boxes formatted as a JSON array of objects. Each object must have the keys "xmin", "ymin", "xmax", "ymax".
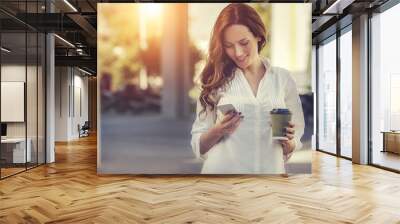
[{"xmin": 1, "ymin": 134, "xmax": 400, "ymax": 224}]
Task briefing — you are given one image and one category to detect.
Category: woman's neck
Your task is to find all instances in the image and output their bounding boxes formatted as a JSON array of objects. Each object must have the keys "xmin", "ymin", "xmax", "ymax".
[{"xmin": 243, "ymin": 57, "xmax": 265, "ymax": 78}]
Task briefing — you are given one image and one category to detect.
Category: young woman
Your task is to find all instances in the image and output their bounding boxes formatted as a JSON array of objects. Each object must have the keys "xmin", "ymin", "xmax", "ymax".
[{"xmin": 191, "ymin": 3, "xmax": 305, "ymax": 174}]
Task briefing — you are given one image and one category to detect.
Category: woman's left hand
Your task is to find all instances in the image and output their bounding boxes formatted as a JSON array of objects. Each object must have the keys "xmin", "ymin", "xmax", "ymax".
[{"xmin": 279, "ymin": 121, "xmax": 296, "ymax": 155}]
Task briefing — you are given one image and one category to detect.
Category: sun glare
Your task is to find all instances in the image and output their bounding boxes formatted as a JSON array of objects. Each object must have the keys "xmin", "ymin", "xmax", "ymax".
[
  {"xmin": 139, "ymin": 3, "xmax": 163, "ymax": 47},
  {"xmin": 140, "ymin": 3, "xmax": 162, "ymax": 19}
]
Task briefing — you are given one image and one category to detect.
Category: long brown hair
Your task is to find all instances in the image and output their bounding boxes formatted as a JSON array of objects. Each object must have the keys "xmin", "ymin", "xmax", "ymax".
[{"xmin": 199, "ymin": 3, "xmax": 267, "ymax": 114}]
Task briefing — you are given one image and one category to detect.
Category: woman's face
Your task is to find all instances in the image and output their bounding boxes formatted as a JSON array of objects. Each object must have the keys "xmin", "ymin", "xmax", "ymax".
[{"xmin": 222, "ymin": 24, "xmax": 260, "ymax": 70}]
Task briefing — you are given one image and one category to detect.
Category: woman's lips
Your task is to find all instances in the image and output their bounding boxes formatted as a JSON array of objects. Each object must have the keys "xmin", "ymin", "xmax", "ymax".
[
  {"xmin": 236, "ymin": 56, "xmax": 247, "ymax": 67},
  {"xmin": 236, "ymin": 56, "xmax": 248, "ymax": 64}
]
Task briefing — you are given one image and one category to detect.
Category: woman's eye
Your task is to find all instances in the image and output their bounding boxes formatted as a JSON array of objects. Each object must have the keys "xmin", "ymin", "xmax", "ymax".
[
  {"xmin": 240, "ymin": 41, "xmax": 249, "ymax": 46},
  {"xmin": 224, "ymin": 45, "xmax": 233, "ymax": 48}
]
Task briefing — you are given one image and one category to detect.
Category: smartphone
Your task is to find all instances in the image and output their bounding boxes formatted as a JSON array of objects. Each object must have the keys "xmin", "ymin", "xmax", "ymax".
[{"xmin": 217, "ymin": 104, "xmax": 238, "ymax": 115}]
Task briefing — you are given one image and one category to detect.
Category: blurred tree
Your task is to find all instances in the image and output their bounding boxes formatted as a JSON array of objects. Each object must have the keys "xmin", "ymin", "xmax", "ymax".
[
  {"xmin": 98, "ymin": 4, "xmax": 141, "ymax": 92},
  {"xmin": 140, "ymin": 36, "xmax": 160, "ymax": 76},
  {"xmin": 189, "ymin": 41, "xmax": 203, "ymax": 83},
  {"xmin": 139, "ymin": 36, "xmax": 203, "ymax": 86}
]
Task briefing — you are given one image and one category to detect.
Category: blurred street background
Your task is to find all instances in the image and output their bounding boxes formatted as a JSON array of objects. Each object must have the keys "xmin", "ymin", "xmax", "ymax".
[{"xmin": 98, "ymin": 3, "xmax": 312, "ymax": 174}]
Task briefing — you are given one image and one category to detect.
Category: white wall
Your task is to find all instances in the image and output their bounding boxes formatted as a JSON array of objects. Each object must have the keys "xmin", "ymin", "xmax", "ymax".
[
  {"xmin": 55, "ymin": 67, "xmax": 89, "ymax": 141},
  {"xmin": 55, "ymin": 67, "xmax": 70, "ymax": 141},
  {"xmin": 71, "ymin": 73, "xmax": 89, "ymax": 138},
  {"xmin": 1, "ymin": 65, "xmax": 26, "ymax": 140},
  {"xmin": 1, "ymin": 65, "xmax": 26, "ymax": 81},
  {"xmin": 1, "ymin": 65, "xmax": 39, "ymax": 138},
  {"xmin": 1, "ymin": 64, "xmax": 46, "ymax": 164}
]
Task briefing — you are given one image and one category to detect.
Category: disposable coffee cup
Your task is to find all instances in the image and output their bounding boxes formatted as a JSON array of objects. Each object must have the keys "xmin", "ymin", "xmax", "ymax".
[{"xmin": 270, "ymin": 108, "xmax": 292, "ymax": 140}]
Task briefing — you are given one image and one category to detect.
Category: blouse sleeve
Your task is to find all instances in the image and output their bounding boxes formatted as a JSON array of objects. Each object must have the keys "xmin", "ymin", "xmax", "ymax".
[
  {"xmin": 283, "ymin": 73, "xmax": 305, "ymax": 161},
  {"xmin": 190, "ymin": 99, "xmax": 216, "ymax": 160}
]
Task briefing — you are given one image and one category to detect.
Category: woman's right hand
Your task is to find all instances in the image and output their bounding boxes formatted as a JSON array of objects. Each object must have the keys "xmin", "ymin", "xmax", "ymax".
[
  {"xmin": 199, "ymin": 110, "xmax": 243, "ymax": 155},
  {"xmin": 214, "ymin": 110, "xmax": 243, "ymax": 136}
]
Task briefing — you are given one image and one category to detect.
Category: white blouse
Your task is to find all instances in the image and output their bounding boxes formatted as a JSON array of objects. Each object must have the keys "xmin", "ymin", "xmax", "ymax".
[{"xmin": 191, "ymin": 59, "xmax": 305, "ymax": 174}]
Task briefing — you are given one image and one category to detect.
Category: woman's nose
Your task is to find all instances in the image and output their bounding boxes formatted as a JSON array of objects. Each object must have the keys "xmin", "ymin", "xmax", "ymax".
[{"xmin": 234, "ymin": 46, "xmax": 244, "ymax": 58}]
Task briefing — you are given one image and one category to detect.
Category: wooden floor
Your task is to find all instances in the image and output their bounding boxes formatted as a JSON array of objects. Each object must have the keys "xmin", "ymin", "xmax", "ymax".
[
  {"xmin": 1, "ymin": 163, "xmax": 46, "ymax": 178},
  {"xmin": 1, "ymin": 135, "xmax": 400, "ymax": 223},
  {"xmin": 0, "ymin": 167, "xmax": 26, "ymax": 178}
]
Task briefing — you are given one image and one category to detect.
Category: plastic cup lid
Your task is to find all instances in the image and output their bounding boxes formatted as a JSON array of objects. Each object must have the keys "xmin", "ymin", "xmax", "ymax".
[{"xmin": 270, "ymin": 108, "xmax": 291, "ymax": 114}]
